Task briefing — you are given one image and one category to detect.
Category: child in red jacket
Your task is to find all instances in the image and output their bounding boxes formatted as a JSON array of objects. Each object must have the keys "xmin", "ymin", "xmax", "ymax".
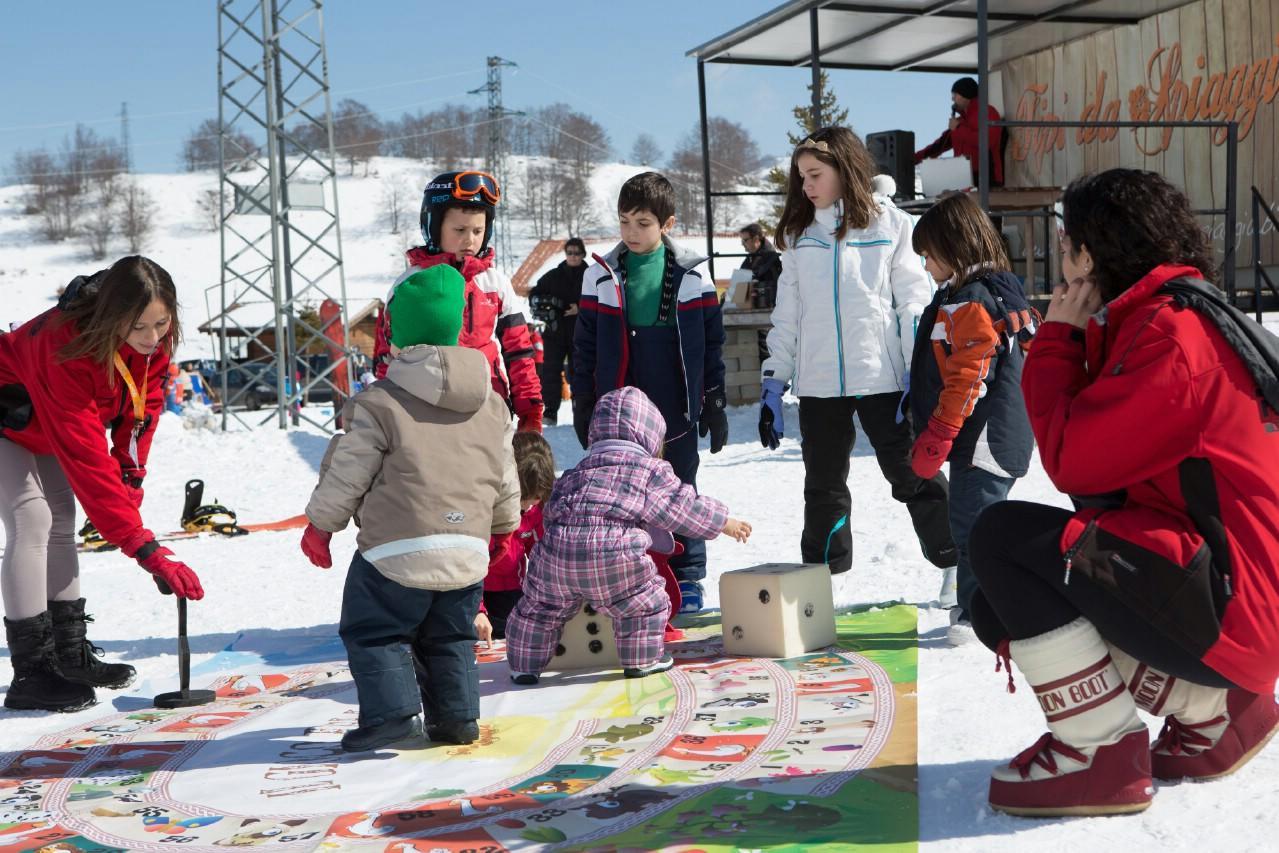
[
  {"xmin": 477, "ymin": 431, "xmax": 555, "ymax": 639},
  {"xmin": 374, "ymin": 171, "xmax": 543, "ymax": 432}
]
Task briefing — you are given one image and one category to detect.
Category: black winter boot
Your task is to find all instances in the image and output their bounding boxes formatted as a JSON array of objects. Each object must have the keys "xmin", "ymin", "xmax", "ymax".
[
  {"xmin": 4, "ymin": 612, "xmax": 97, "ymax": 712},
  {"xmin": 49, "ymin": 598, "xmax": 136, "ymax": 689}
]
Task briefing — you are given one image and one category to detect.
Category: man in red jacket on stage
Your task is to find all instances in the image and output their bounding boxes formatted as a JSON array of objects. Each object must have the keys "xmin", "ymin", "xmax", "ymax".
[{"xmin": 915, "ymin": 76, "xmax": 1004, "ymax": 188}]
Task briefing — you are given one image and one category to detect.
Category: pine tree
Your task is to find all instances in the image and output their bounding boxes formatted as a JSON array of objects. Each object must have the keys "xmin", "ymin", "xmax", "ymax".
[{"xmin": 765, "ymin": 71, "xmax": 849, "ymax": 228}]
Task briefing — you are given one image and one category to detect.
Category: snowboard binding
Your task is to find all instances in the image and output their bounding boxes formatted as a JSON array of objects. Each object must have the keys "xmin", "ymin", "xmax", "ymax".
[
  {"xmin": 77, "ymin": 519, "xmax": 118, "ymax": 552},
  {"xmin": 181, "ymin": 479, "xmax": 248, "ymax": 537}
]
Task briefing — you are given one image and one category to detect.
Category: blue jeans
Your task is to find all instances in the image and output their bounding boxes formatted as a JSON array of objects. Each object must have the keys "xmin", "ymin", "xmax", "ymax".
[
  {"xmin": 339, "ymin": 552, "xmax": 481, "ymax": 727},
  {"xmin": 948, "ymin": 464, "xmax": 1015, "ymax": 617}
]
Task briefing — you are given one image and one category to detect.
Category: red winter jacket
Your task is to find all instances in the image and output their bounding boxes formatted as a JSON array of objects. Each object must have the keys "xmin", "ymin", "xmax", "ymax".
[
  {"xmin": 485, "ymin": 503, "xmax": 544, "ymax": 592},
  {"xmin": 914, "ymin": 98, "xmax": 1005, "ymax": 186},
  {"xmin": 0, "ymin": 308, "xmax": 168, "ymax": 551},
  {"xmin": 1024, "ymin": 264, "xmax": 1279, "ymax": 694},
  {"xmin": 374, "ymin": 248, "xmax": 541, "ymax": 418}
]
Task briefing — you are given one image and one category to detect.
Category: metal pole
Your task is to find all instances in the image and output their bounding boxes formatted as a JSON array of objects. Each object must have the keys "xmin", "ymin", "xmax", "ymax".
[
  {"xmin": 270, "ymin": 0, "xmax": 299, "ymax": 427},
  {"xmin": 697, "ymin": 60, "xmax": 715, "ymax": 282},
  {"xmin": 1254, "ymin": 188, "xmax": 1262, "ymax": 324},
  {"xmin": 810, "ymin": 7, "xmax": 822, "ymax": 128},
  {"xmin": 315, "ymin": 0, "xmax": 350, "ymax": 414},
  {"xmin": 259, "ymin": 0, "xmax": 289, "ymax": 429},
  {"xmin": 977, "ymin": 0, "xmax": 990, "ymax": 211},
  {"xmin": 217, "ymin": 9, "xmax": 229, "ymax": 432},
  {"xmin": 1225, "ymin": 121, "xmax": 1237, "ymax": 307}
]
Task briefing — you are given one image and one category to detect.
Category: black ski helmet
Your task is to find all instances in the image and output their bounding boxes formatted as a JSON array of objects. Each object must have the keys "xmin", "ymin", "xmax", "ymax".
[{"xmin": 420, "ymin": 170, "xmax": 501, "ymax": 256}]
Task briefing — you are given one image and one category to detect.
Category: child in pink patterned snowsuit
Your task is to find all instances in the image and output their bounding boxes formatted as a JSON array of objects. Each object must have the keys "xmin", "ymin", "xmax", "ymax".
[{"xmin": 506, "ymin": 386, "xmax": 747, "ymax": 682}]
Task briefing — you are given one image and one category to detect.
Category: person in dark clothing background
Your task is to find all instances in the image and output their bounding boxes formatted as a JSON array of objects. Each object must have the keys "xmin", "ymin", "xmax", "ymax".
[
  {"xmin": 914, "ymin": 76, "xmax": 1005, "ymax": 188},
  {"xmin": 739, "ymin": 223, "xmax": 782, "ymax": 309},
  {"xmin": 530, "ymin": 238, "xmax": 586, "ymax": 425}
]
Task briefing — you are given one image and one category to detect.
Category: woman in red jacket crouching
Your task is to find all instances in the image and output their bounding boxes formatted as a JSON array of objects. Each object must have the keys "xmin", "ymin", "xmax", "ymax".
[
  {"xmin": 0, "ymin": 256, "xmax": 204, "ymax": 713},
  {"xmin": 968, "ymin": 170, "xmax": 1279, "ymax": 817}
]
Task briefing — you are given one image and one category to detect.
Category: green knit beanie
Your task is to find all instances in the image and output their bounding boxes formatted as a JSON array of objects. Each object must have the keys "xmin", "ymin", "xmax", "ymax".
[{"xmin": 389, "ymin": 265, "xmax": 466, "ymax": 348}]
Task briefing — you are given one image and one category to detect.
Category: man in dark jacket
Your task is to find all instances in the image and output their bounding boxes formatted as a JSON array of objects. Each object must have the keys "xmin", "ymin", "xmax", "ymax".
[
  {"xmin": 739, "ymin": 223, "xmax": 781, "ymax": 308},
  {"xmin": 530, "ymin": 238, "xmax": 587, "ymax": 425}
]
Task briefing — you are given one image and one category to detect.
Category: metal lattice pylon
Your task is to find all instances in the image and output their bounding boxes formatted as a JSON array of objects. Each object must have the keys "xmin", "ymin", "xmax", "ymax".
[
  {"xmin": 469, "ymin": 55, "xmax": 521, "ymax": 271},
  {"xmin": 216, "ymin": 0, "xmax": 349, "ymax": 431}
]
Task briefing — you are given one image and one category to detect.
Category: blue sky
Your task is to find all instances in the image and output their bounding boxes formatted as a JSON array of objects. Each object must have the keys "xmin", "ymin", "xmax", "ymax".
[{"xmin": 0, "ymin": 1, "xmax": 957, "ymax": 178}]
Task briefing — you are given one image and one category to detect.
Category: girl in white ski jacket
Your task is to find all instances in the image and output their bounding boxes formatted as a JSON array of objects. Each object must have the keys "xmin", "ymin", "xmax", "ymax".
[{"xmin": 760, "ymin": 126, "xmax": 956, "ymax": 576}]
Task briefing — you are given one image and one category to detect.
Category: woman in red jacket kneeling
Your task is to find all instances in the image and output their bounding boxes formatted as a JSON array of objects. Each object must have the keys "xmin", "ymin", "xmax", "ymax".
[
  {"xmin": 0, "ymin": 256, "xmax": 204, "ymax": 713},
  {"xmin": 968, "ymin": 169, "xmax": 1279, "ymax": 817}
]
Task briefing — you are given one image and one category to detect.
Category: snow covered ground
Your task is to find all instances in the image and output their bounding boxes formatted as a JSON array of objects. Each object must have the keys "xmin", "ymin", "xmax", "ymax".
[
  {"xmin": 1, "ymin": 402, "xmax": 1276, "ymax": 850},
  {"xmin": 2, "ymin": 162, "xmax": 1278, "ymax": 848}
]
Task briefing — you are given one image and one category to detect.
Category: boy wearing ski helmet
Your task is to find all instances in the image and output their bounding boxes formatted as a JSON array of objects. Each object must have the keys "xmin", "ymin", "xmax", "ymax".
[{"xmin": 373, "ymin": 171, "xmax": 543, "ymax": 432}]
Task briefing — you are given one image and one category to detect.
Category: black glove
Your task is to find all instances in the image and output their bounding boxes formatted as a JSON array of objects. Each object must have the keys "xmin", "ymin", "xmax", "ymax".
[
  {"xmin": 698, "ymin": 386, "xmax": 729, "ymax": 454},
  {"xmin": 572, "ymin": 396, "xmax": 595, "ymax": 450}
]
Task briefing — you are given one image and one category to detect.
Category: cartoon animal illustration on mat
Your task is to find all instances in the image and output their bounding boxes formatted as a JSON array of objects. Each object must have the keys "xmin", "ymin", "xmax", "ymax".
[
  {"xmin": 828, "ymin": 697, "xmax": 866, "ymax": 712},
  {"xmin": 586, "ymin": 722, "xmax": 653, "ymax": 744},
  {"xmin": 701, "ymin": 693, "xmax": 769, "ymax": 709},
  {"xmin": 709, "ymin": 716, "xmax": 771, "ymax": 732},
  {"xmin": 570, "ymin": 787, "xmax": 676, "ymax": 820},
  {"xmin": 35, "ymin": 842, "xmax": 85, "ymax": 853},
  {"xmin": 798, "ymin": 655, "xmax": 845, "ymax": 671},
  {"xmin": 143, "ymin": 814, "xmax": 223, "ymax": 834},
  {"xmin": 213, "ymin": 818, "xmax": 308, "ymax": 846},
  {"xmin": 327, "ymin": 812, "xmax": 392, "ymax": 839},
  {"xmin": 513, "ymin": 778, "xmax": 595, "ymax": 797},
  {"xmin": 450, "ymin": 797, "xmax": 503, "ymax": 817},
  {"xmin": 579, "ymin": 745, "xmax": 633, "ymax": 764},
  {"xmin": 643, "ymin": 766, "xmax": 713, "ymax": 785}
]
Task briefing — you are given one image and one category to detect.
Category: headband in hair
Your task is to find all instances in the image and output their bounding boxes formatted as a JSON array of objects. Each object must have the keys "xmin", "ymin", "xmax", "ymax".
[{"xmin": 796, "ymin": 137, "xmax": 831, "ymax": 154}]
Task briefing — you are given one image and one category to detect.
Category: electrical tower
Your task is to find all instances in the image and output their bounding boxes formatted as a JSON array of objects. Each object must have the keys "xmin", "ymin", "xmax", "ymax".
[
  {"xmin": 469, "ymin": 56, "xmax": 522, "ymax": 270},
  {"xmin": 215, "ymin": 0, "xmax": 350, "ymax": 432}
]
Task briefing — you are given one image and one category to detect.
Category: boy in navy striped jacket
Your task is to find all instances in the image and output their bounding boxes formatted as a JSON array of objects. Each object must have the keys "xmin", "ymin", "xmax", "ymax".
[{"xmin": 570, "ymin": 172, "xmax": 729, "ymax": 614}]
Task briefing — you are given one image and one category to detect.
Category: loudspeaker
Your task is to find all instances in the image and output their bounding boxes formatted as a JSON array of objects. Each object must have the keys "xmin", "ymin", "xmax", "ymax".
[{"xmin": 866, "ymin": 130, "xmax": 916, "ymax": 201}]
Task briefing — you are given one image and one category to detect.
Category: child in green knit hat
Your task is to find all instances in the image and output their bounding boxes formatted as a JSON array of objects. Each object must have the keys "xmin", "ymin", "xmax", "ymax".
[{"xmin": 301, "ymin": 262, "xmax": 521, "ymax": 752}]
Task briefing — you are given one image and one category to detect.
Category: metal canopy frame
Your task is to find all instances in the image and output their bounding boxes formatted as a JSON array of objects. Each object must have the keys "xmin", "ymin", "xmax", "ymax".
[
  {"xmin": 216, "ymin": 0, "xmax": 350, "ymax": 432},
  {"xmin": 686, "ymin": 0, "xmax": 1237, "ymax": 300}
]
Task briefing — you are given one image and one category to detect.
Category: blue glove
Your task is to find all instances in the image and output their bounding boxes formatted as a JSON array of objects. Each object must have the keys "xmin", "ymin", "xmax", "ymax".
[
  {"xmin": 759, "ymin": 378, "xmax": 786, "ymax": 450},
  {"xmin": 895, "ymin": 371, "xmax": 910, "ymax": 425}
]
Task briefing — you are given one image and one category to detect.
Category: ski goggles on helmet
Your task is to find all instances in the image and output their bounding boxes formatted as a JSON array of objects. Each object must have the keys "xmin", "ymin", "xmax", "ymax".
[{"xmin": 450, "ymin": 170, "xmax": 501, "ymax": 205}]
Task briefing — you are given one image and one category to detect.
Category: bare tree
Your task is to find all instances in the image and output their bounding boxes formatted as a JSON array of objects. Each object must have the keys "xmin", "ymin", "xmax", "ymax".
[
  {"xmin": 668, "ymin": 118, "xmax": 766, "ymax": 233},
  {"xmin": 333, "ymin": 99, "xmax": 384, "ymax": 176},
  {"xmin": 182, "ymin": 118, "xmax": 259, "ymax": 172},
  {"xmin": 9, "ymin": 149, "xmax": 59, "ymax": 214},
  {"xmin": 195, "ymin": 189, "xmax": 224, "ymax": 232},
  {"xmin": 82, "ymin": 176, "xmax": 119, "ymax": 260},
  {"xmin": 120, "ymin": 179, "xmax": 156, "ymax": 252},
  {"xmin": 630, "ymin": 133, "xmax": 662, "ymax": 166},
  {"xmin": 380, "ymin": 176, "xmax": 406, "ymax": 234}
]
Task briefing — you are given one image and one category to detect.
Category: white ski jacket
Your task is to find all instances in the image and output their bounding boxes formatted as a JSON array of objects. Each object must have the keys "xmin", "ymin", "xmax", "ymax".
[{"xmin": 762, "ymin": 198, "xmax": 933, "ymax": 398}]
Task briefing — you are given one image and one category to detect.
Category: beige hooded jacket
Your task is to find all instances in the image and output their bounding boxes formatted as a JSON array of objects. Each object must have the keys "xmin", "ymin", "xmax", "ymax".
[{"xmin": 305, "ymin": 345, "xmax": 520, "ymax": 590}]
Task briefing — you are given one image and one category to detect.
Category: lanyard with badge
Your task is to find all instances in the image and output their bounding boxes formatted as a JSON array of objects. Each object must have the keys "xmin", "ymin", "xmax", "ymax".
[{"xmin": 113, "ymin": 353, "xmax": 147, "ymax": 466}]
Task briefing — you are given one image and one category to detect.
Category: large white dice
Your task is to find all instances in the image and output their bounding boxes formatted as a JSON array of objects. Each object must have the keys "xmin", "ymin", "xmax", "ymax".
[
  {"xmin": 719, "ymin": 563, "xmax": 836, "ymax": 658},
  {"xmin": 548, "ymin": 602, "xmax": 620, "ymax": 671}
]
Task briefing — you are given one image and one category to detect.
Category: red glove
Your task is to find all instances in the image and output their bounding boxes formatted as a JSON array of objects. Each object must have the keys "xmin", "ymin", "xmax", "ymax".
[
  {"xmin": 910, "ymin": 417, "xmax": 961, "ymax": 480},
  {"xmin": 301, "ymin": 523, "xmax": 333, "ymax": 569},
  {"xmin": 516, "ymin": 404, "xmax": 543, "ymax": 433},
  {"xmin": 126, "ymin": 484, "xmax": 144, "ymax": 508},
  {"xmin": 488, "ymin": 530, "xmax": 515, "ymax": 559},
  {"xmin": 136, "ymin": 543, "xmax": 204, "ymax": 600}
]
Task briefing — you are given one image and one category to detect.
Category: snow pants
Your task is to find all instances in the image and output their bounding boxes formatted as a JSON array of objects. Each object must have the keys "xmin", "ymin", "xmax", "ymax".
[
  {"xmin": 797, "ymin": 393, "xmax": 956, "ymax": 574},
  {"xmin": 339, "ymin": 551, "xmax": 482, "ymax": 727},
  {"xmin": 0, "ymin": 438, "xmax": 79, "ymax": 620},
  {"xmin": 968, "ymin": 500, "xmax": 1235, "ymax": 688},
  {"xmin": 506, "ymin": 555, "xmax": 668, "ymax": 674}
]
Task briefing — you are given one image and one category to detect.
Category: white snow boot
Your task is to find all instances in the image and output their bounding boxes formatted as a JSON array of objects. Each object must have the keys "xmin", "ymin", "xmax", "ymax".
[
  {"xmin": 988, "ymin": 618, "xmax": 1153, "ymax": 817},
  {"xmin": 1107, "ymin": 644, "xmax": 1279, "ymax": 781}
]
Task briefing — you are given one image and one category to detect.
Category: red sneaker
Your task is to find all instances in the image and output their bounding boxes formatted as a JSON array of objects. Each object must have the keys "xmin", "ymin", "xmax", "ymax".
[
  {"xmin": 1152, "ymin": 688, "xmax": 1279, "ymax": 781},
  {"xmin": 989, "ymin": 729, "xmax": 1153, "ymax": 817}
]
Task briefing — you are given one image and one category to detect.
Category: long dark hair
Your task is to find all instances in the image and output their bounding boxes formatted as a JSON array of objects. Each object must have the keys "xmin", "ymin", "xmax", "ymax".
[
  {"xmin": 1061, "ymin": 169, "xmax": 1216, "ymax": 301},
  {"xmin": 55, "ymin": 256, "xmax": 181, "ymax": 373},
  {"xmin": 911, "ymin": 192, "xmax": 1010, "ymax": 284},
  {"xmin": 775, "ymin": 126, "xmax": 879, "ymax": 250}
]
